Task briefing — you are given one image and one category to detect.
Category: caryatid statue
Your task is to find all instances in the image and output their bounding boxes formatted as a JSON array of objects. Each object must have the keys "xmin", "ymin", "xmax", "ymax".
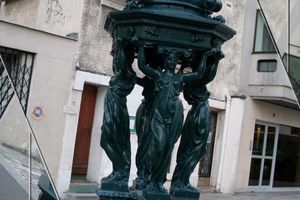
[
  {"xmin": 100, "ymin": 39, "xmax": 136, "ymax": 191},
  {"xmin": 134, "ymin": 69, "xmax": 157, "ymax": 190},
  {"xmin": 170, "ymin": 49, "xmax": 224, "ymax": 198},
  {"xmin": 100, "ymin": 0, "xmax": 235, "ymax": 199},
  {"xmin": 136, "ymin": 43, "xmax": 216, "ymax": 198}
]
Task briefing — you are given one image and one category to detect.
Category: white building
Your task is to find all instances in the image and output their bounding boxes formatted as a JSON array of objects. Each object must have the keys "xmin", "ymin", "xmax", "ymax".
[{"xmin": 0, "ymin": 0, "xmax": 299, "ymax": 199}]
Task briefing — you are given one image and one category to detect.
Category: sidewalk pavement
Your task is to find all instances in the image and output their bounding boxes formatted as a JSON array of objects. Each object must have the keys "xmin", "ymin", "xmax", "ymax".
[
  {"xmin": 0, "ymin": 164, "xmax": 29, "ymax": 200},
  {"xmin": 200, "ymin": 191, "xmax": 300, "ymax": 200},
  {"xmin": 0, "ymin": 144, "xmax": 46, "ymax": 200},
  {"xmin": 2, "ymin": 144, "xmax": 299, "ymax": 200},
  {"xmin": 65, "ymin": 190, "xmax": 300, "ymax": 200}
]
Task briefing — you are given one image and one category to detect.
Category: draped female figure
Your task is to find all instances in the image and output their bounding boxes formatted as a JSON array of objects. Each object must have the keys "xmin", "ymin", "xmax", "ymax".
[
  {"xmin": 170, "ymin": 49, "xmax": 224, "ymax": 194},
  {"xmin": 100, "ymin": 40, "xmax": 136, "ymax": 185},
  {"xmin": 136, "ymin": 43, "xmax": 212, "ymax": 194}
]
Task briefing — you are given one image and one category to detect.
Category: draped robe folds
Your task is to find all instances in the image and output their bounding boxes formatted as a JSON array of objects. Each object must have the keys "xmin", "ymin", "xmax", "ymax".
[
  {"xmin": 100, "ymin": 72, "xmax": 136, "ymax": 180},
  {"xmin": 135, "ymin": 77, "xmax": 155, "ymax": 183},
  {"xmin": 171, "ymin": 85, "xmax": 211, "ymax": 186},
  {"xmin": 149, "ymin": 72, "xmax": 184, "ymax": 184}
]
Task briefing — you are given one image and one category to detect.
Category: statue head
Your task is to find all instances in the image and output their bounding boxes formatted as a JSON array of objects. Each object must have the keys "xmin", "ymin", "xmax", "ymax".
[{"xmin": 164, "ymin": 52, "xmax": 178, "ymax": 70}]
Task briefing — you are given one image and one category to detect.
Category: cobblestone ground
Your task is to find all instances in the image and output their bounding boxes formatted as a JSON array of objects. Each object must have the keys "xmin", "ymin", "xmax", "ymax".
[{"xmin": 0, "ymin": 144, "xmax": 46, "ymax": 199}]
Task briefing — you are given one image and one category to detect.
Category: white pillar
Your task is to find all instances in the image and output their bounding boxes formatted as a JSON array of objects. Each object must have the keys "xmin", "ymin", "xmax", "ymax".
[
  {"xmin": 56, "ymin": 89, "xmax": 83, "ymax": 198},
  {"xmin": 217, "ymin": 96, "xmax": 246, "ymax": 194},
  {"xmin": 0, "ymin": 1, "xmax": 6, "ymax": 17}
]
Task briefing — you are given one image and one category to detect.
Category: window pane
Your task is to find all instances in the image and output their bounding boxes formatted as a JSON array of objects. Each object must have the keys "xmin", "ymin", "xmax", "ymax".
[
  {"xmin": 262, "ymin": 159, "xmax": 272, "ymax": 186},
  {"xmin": 273, "ymin": 126, "xmax": 300, "ymax": 187},
  {"xmin": 254, "ymin": 11, "xmax": 276, "ymax": 52},
  {"xmin": 289, "ymin": 55, "xmax": 300, "ymax": 84},
  {"xmin": 265, "ymin": 126, "xmax": 276, "ymax": 156},
  {"xmin": 257, "ymin": 60, "xmax": 277, "ymax": 72},
  {"xmin": 249, "ymin": 158, "xmax": 261, "ymax": 186},
  {"xmin": 253, "ymin": 124, "xmax": 265, "ymax": 155},
  {"xmin": 254, "ymin": 12, "xmax": 265, "ymax": 52}
]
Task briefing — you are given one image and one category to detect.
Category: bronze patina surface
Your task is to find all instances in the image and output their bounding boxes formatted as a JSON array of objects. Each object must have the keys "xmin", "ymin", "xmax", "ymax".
[{"xmin": 98, "ymin": 1, "xmax": 235, "ymax": 199}]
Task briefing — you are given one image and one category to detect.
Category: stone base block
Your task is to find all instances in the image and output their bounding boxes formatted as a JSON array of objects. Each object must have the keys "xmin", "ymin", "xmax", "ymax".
[
  {"xmin": 131, "ymin": 179, "xmax": 147, "ymax": 191},
  {"xmin": 96, "ymin": 189, "xmax": 141, "ymax": 200},
  {"xmin": 100, "ymin": 181, "xmax": 128, "ymax": 192},
  {"xmin": 171, "ymin": 190, "xmax": 200, "ymax": 200},
  {"xmin": 171, "ymin": 197, "xmax": 199, "ymax": 200},
  {"xmin": 143, "ymin": 190, "xmax": 170, "ymax": 200}
]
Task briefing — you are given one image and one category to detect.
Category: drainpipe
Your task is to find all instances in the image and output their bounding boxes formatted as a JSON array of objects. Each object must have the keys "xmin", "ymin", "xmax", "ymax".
[{"xmin": 216, "ymin": 94, "xmax": 231, "ymax": 191}]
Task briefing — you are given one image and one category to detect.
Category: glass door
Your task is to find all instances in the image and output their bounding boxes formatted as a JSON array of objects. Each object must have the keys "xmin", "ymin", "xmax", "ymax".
[{"xmin": 249, "ymin": 122, "xmax": 279, "ymax": 188}]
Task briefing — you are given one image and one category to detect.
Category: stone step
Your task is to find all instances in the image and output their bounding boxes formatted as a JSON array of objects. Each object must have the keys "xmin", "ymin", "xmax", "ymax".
[
  {"xmin": 68, "ymin": 183, "xmax": 99, "ymax": 193},
  {"xmin": 65, "ymin": 193, "xmax": 98, "ymax": 200}
]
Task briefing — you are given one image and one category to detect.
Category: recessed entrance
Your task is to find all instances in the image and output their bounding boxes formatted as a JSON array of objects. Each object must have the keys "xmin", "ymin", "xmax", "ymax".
[
  {"xmin": 249, "ymin": 121, "xmax": 300, "ymax": 188},
  {"xmin": 249, "ymin": 122, "xmax": 279, "ymax": 187},
  {"xmin": 198, "ymin": 112, "xmax": 218, "ymax": 186},
  {"xmin": 72, "ymin": 84, "xmax": 97, "ymax": 176},
  {"xmin": 273, "ymin": 125, "xmax": 300, "ymax": 187}
]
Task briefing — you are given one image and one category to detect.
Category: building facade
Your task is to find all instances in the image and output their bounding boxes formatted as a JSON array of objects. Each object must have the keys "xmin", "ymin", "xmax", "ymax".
[{"xmin": 0, "ymin": 0, "xmax": 299, "ymax": 199}]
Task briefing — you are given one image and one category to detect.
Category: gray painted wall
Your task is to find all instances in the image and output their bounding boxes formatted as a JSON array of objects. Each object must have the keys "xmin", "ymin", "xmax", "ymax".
[
  {"xmin": 77, "ymin": 0, "xmax": 114, "ymax": 75},
  {"xmin": 208, "ymin": 0, "xmax": 246, "ymax": 100},
  {"xmin": 0, "ymin": 96, "xmax": 30, "ymax": 151},
  {"xmin": 0, "ymin": 21, "xmax": 78, "ymax": 182},
  {"xmin": 0, "ymin": 0, "xmax": 84, "ymax": 37}
]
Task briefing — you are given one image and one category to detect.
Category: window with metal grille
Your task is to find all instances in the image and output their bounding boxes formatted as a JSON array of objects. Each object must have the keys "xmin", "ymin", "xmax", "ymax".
[
  {"xmin": 0, "ymin": 58, "xmax": 14, "ymax": 119},
  {"xmin": 0, "ymin": 46, "xmax": 35, "ymax": 116}
]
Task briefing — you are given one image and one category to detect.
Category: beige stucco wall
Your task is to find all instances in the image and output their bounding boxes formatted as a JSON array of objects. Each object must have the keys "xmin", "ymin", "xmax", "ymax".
[
  {"xmin": 0, "ymin": 0, "xmax": 40, "ymax": 28},
  {"xmin": 235, "ymin": 98, "xmax": 300, "ymax": 190},
  {"xmin": 36, "ymin": 0, "xmax": 84, "ymax": 36},
  {"xmin": 0, "ymin": 0, "xmax": 84, "ymax": 37},
  {"xmin": 258, "ymin": 0, "xmax": 299, "ymax": 49},
  {"xmin": 0, "ymin": 95, "xmax": 30, "ymax": 151},
  {"xmin": 207, "ymin": 0, "xmax": 246, "ymax": 100},
  {"xmin": 258, "ymin": 0, "xmax": 288, "ymax": 46},
  {"xmin": 77, "ymin": 0, "xmax": 115, "ymax": 75},
  {"xmin": 0, "ymin": 21, "xmax": 78, "ymax": 183}
]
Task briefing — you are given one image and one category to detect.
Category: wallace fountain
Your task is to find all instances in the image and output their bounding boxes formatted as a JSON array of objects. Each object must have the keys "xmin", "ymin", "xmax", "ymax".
[{"xmin": 97, "ymin": 0, "xmax": 235, "ymax": 199}]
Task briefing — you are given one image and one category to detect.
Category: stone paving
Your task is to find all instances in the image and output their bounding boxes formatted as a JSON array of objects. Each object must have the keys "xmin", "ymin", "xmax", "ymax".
[
  {"xmin": 0, "ymin": 144, "xmax": 46, "ymax": 199},
  {"xmin": 0, "ymin": 164, "xmax": 29, "ymax": 200},
  {"xmin": 2, "ymin": 144, "xmax": 300, "ymax": 200},
  {"xmin": 200, "ymin": 191, "xmax": 300, "ymax": 200},
  {"xmin": 65, "ymin": 191, "xmax": 300, "ymax": 200}
]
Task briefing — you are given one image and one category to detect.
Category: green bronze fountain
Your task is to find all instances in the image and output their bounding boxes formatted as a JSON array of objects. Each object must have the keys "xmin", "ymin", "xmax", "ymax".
[{"xmin": 97, "ymin": 0, "xmax": 235, "ymax": 199}]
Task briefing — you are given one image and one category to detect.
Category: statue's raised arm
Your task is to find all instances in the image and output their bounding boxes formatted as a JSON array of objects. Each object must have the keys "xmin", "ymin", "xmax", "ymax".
[
  {"xmin": 182, "ymin": 49, "xmax": 216, "ymax": 82},
  {"xmin": 136, "ymin": 43, "xmax": 161, "ymax": 79},
  {"xmin": 113, "ymin": 38, "xmax": 135, "ymax": 77},
  {"xmin": 198, "ymin": 49, "xmax": 224, "ymax": 86}
]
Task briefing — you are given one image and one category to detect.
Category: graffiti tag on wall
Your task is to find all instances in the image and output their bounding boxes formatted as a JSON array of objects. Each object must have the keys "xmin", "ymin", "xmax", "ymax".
[{"xmin": 46, "ymin": 0, "xmax": 65, "ymax": 25}]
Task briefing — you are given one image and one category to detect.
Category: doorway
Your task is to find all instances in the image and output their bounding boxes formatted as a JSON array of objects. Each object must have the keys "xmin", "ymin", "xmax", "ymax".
[
  {"xmin": 72, "ymin": 84, "xmax": 97, "ymax": 176},
  {"xmin": 198, "ymin": 112, "xmax": 218, "ymax": 186},
  {"xmin": 249, "ymin": 121, "xmax": 279, "ymax": 188}
]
